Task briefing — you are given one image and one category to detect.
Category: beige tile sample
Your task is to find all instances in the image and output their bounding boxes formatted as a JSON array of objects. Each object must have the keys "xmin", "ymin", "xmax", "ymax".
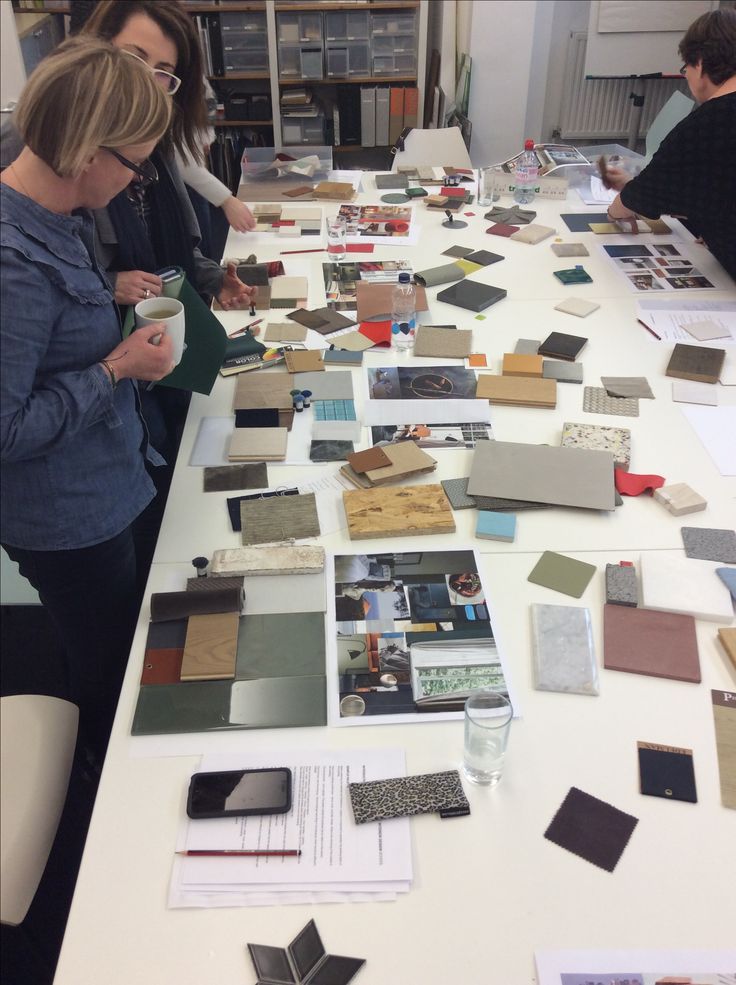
[
  {"xmin": 263, "ymin": 322, "xmax": 308, "ymax": 343},
  {"xmin": 180, "ymin": 611, "xmax": 239, "ymax": 681},
  {"xmin": 228, "ymin": 428, "xmax": 288, "ymax": 462},
  {"xmin": 476, "ymin": 374, "xmax": 557, "ymax": 408},
  {"xmin": 343, "ymin": 484, "xmax": 456, "ymax": 539},
  {"xmin": 363, "ymin": 441, "xmax": 437, "ymax": 485},
  {"xmin": 414, "ymin": 326, "xmax": 473, "ymax": 359},
  {"xmin": 467, "ymin": 440, "xmax": 616, "ymax": 511}
]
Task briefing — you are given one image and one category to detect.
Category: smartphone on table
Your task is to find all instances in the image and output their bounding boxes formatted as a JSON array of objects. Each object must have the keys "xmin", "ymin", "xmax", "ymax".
[{"xmin": 186, "ymin": 767, "xmax": 292, "ymax": 820}]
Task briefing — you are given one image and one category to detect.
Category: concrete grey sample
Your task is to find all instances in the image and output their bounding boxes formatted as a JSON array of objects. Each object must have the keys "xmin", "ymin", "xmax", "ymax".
[
  {"xmin": 293, "ymin": 370, "xmax": 354, "ymax": 400},
  {"xmin": 681, "ymin": 527, "xmax": 736, "ymax": 563},
  {"xmin": 515, "ymin": 339, "xmax": 541, "ymax": 354},
  {"xmin": 583, "ymin": 387, "xmax": 639, "ymax": 417},
  {"xmin": 467, "ymin": 440, "xmax": 617, "ymax": 511},
  {"xmin": 605, "ymin": 564, "xmax": 638, "ymax": 606},
  {"xmin": 601, "ymin": 376, "xmax": 654, "ymax": 399},
  {"xmin": 543, "ymin": 361, "xmax": 583, "ymax": 384}
]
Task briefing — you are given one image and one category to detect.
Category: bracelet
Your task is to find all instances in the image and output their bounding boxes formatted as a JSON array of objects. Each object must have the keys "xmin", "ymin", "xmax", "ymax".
[{"xmin": 100, "ymin": 359, "xmax": 118, "ymax": 389}]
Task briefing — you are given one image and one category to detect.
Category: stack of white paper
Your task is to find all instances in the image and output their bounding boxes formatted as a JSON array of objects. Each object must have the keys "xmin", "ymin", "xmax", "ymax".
[{"xmin": 169, "ymin": 748, "xmax": 412, "ymax": 908}]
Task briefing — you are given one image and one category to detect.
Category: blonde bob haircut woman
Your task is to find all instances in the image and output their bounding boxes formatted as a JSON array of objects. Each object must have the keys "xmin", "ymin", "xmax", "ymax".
[{"xmin": 14, "ymin": 36, "xmax": 171, "ymax": 179}]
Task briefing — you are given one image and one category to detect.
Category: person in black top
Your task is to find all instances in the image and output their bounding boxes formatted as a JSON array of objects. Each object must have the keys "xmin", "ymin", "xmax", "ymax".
[{"xmin": 604, "ymin": 9, "xmax": 736, "ymax": 280}]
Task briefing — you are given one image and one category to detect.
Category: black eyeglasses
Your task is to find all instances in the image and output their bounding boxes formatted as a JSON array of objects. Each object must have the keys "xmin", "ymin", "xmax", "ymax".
[
  {"xmin": 102, "ymin": 147, "xmax": 159, "ymax": 187},
  {"xmin": 679, "ymin": 63, "xmax": 688, "ymax": 75}
]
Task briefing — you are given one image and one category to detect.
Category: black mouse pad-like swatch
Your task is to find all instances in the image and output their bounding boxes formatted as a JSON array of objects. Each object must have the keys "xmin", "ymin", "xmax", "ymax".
[{"xmin": 544, "ymin": 786, "xmax": 638, "ymax": 872}]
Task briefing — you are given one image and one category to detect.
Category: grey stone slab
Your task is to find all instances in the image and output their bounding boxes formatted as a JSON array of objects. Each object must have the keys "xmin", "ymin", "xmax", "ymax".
[
  {"xmin": 293, "ymin": 370, "xmax": 354, "ymax": 401},
  {"xmin": 543, "ymin": 360, "xmax": 583, "ymax": 384},
  {"xmin": 601, "ymin": 376, "xmax": 654, "ymax": 399},
  {"xmin": 681, "ymin": 527, "xmax": 736, "ymax": 563},
  {"xmin": 605, "ymin": 564, "xmax": 638, "ymax": 606},
  {"xmin": 515, "ymin": 338, "xmax": 541, "ymax": 354}
]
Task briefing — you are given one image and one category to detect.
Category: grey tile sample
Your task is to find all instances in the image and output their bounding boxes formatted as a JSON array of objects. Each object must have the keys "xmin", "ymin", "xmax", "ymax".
[
  {"xmin": 441, "ymin": 244, "xmax": 475, "ymax": 258},
  {"xmin": 375, "ymin": 172, "xmax": 409, "ymax": 189},
  {"xmin": 681, "ymin": 527, "xmax": 736, "ymax": 563},
  {"xmin": 583, "ymin": 387, "xmax": 639, "ymax": 417},
  {"xmin": 294, "ymin": 370, "xmax": 354, "ymax": 400},
  {"xmin": 441, "ymin": 477, "xmax": 477, "ymax": 510},
  {"xmin": 543, "ymin": 361, "xmax": 583, "ymax": 383},
  {"xmin": 235, "ymin": 612, "xmax": 325, "ymax": 679},
  {"xmin": 530, "ymin": 603, "xmax": 598, "ymax": 695},
  {"xmin": 601, "ymin": 376, "xmax": 654, "ymax": 399},
  {"xmin": 467, "ymin": 440, "xmax": 616, "ymax": 511},
  {"xmin": 441, "ymin": 476, "xmax": 550, "ymax": 512},
  {"xmin": 605, "ymin": 564, "xmax": 638, "ymax": 606},
  {"xmin": 309, "ymin": 439, "xmax": 354, "ymax": 462},
  {"xmin": 515, "ymin": 339, "xmax": 541, "ymax": 354}
]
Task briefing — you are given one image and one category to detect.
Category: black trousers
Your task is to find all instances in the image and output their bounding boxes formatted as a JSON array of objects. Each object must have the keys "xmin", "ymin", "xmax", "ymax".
[{"xmin": 4, "ymin": 525, "xmax": 142, "ymax": 760}]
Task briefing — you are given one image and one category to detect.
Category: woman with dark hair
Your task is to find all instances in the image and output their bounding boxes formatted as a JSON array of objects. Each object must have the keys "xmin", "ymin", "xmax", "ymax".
[{"xmin": 604, "ymin": 8, "xmax": 736, "ymax": 279}]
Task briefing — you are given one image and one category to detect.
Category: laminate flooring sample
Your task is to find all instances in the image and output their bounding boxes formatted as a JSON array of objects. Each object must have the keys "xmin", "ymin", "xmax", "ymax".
[
  {"xmin": 603, "ymin": 604, "xmax": 701, "ymax": 683},
  {"xmin": 240, "ymin": 492, "xmax": 321, "ymax": 546},
  {"xmin": 475, "ymin": 374, "xmax": 557, "ymax": 408},
  {"xmin": 665, "ymin": 343, "xmax": 725, "ymax": 384},
  {"xmin": 233, "ymin": 373, "xmax": 294, "ymax": 410},
  {"xmin": 639, "ymin": 553, "xmax": 734, "ymax": 623},
  {"xmin": 228, "ymin": 428, "xmax": 288, "ymax": 462},
  {"xmin": 467, "ymin": 440, "xmax": 616, "ymax": 511},
  {"xmin": 343, "ymin": 483, "xmax": 455, "ymax": 539},
  {"xmin": 180, "ymin": 611, "xmax": 239, "ymax": 681}
]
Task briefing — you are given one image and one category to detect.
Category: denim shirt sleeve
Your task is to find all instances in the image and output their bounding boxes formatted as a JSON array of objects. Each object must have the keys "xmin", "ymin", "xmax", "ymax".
[{"xmin": 0, "ymin": 246, "xmax": 119, "ymax": 463}]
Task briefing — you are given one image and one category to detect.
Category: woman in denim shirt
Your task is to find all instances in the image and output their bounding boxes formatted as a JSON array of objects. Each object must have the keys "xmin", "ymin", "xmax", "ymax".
[{"xmin": 1, "ymin": 38, "xmax": 172, "ymax": 759}]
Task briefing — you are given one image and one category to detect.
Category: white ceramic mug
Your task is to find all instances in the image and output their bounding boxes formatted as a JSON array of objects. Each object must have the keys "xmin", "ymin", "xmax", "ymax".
[{"xmin": 134, "ymin": 297, "xmax": 186, "ymax": 366}]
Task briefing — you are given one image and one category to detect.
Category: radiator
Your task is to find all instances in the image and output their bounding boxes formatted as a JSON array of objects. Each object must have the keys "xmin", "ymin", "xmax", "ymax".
[{"xmin": 560, "ymin": 32, "xmax": 688, "ymax": 141}]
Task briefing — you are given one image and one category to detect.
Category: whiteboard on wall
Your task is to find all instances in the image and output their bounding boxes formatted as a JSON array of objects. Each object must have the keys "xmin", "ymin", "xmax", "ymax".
[{"xmin": 585, "ymin": 0, "xmax": 718, "ymax": 77}]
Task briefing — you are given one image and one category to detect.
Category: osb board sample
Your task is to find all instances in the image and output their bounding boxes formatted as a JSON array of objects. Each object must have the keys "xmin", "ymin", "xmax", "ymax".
[
  {"xmin": 343, "ymin": 483, "xmax": 456, "ymax": 539},
  {"xmin": 180, "ymin": 611, "xmax": 239, "ymax": 681},
  {"xmin": 475, "ymin": 374, "xmax": 557, "ymax": 408}
]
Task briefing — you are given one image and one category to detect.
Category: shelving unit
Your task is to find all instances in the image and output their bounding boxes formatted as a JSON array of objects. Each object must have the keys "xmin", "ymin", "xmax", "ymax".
[{"xmin": 17, "ymin": 1, "xmax": 428, "ymax": 150}]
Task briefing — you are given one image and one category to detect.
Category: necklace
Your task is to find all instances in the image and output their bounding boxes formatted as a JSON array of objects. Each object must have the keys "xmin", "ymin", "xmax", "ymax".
[{"xmin": 8, "ymin": 163, "xmax": 34, "ymax": 201}]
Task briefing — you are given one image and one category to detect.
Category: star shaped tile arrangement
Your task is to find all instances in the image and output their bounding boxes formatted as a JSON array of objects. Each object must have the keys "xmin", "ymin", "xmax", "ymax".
[
  {"xmin": 484, "ymin": 205, "xmax": 536, "ymax": 225},
  {"xmin": 247, "ymin": 920, "xmax": 365, "ymax": 985}
]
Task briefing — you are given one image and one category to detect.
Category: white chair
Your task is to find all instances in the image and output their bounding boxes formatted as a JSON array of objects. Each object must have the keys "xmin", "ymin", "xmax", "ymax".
[
  {"xmin": 1, "ymin": 694, "xmax": 79, "ymax": 926},
  {"xmin": 391, "ymin": 126, "xmax": 472, "ymax": 171}
]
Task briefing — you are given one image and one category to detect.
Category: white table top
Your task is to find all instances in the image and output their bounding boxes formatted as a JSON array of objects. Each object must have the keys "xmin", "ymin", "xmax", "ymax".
[{"xmin": 54, "ymin": 178, "xmax": 736, "ymax": 985}]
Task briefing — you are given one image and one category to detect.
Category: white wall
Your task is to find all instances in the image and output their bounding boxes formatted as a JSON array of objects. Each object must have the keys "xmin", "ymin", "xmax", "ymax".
[
  {"xmin": 541, "ymin": 0, "xmax": 591, "ymax": 141},
  {"xmin": 467, "ymin": 0, "xmax": 541, "ymax": 165},
  {"xmin": 1, "ymin": 3, "xmax": 26, "ymax": 108}
]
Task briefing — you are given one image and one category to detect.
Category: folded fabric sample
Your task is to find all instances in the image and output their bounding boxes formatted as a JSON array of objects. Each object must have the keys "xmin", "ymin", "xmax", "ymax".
[
  {"xmin": 484, "ymin": 206, "xmax": 536, "ymax": 225},
  {"xmin": 349, "ymin": 770, "xmax": 469, "ymax": 824},
  {"xmin": 150, "ymin": 586, "xmax": 242, "ymax": 622},
  {"xmin": 614, "ymin": 468, "xmax": 664, "ymax": 496},
  {"xmin": 413, "ymin": 263, "xmax": 466, "ymax": 288},
  {"xmin": 544, "ymin": 786, "xmax": 638, "ymax": 872}
]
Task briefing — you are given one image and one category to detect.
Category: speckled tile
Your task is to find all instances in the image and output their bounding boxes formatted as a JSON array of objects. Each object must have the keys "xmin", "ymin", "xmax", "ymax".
[
  {"xmin": 605, "ymin": 564, "xmax": 638, "ymax": 606},
  {"xmin": 561, "ymin": 422, "xmax": 631, "ymax": 469},
  {"xmin": 681, "ymin": 527, "xmax": 736, "ymax": 563}
]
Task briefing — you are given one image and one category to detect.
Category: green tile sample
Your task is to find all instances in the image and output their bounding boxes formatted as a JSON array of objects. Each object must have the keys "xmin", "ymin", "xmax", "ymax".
[{"xmin": 528, "ymin": 551, "xmax": 597, "ymax": 598}]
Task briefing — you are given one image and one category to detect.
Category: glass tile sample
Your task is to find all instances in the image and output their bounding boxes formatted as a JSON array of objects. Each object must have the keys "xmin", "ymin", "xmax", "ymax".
[
  {"xmin": 235, "ymin": 612, "xmax": 325, "ymax": 679},
  {"xmin": 530, "ymin": 603, "xmax": 598, "ymax": 695}
]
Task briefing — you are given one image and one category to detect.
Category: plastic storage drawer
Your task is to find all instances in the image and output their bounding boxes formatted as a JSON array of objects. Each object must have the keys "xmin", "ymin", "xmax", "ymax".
[
  {"xmin": 372, "ymin": 52, "xmax": 416, "ymax": 76},
  {"xmin": 277, "ymin": 12, "xmax": 322, "ymax": 44},
  {"xmin": 278, "ymin": 45, "xmax": 323, "ymax": 80},
  {"xmin": 224, "ymin": 50, "xmax": 269, "ymax": 73},
  {"xmin": 220, "ymin": 11, "xmax": 267, "ymax": 34},
  {"xmin": 325, "ymin": 41, "xmax": 370, "ymax": 78},
  {"xmin": 324, "ymin": 10, "xmax": 370, "ymax": 41},
  {"xmin": 372, "ymin": 34, "xmax": 416, "ymax": 57},
  {"xmin": 370, "ymin": 11, "xmax": 416, "ymax": 35},
  {"xmin": 282, "ymin": 116, "xmax": 326, "ymax": 145}
]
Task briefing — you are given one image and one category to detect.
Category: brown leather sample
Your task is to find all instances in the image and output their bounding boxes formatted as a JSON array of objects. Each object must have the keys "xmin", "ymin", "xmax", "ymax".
[
  {"xmin": 180, "ymin": 611, "xmax": 239, "ymax": 681},
  {"xmin": 347, "ymin": 447, "xmax": 392, "ymax": 473},
  {"xmin": 140, "ymin": 648, "xmax": 183, "ymax": 685},
  {"xmin": 343, "ymin": 483, "xmax": 455, "ymax": 539},
  {"xmin": 362, "ymin": 441, "xmax": 437, "ymax": 485},
  {"xmin": 665, "ymin": 343, "xmax": 725, "ymax": 384},
  {"xmin": 603, "ymin": 604, "xmax": 701, "ymax": 683}
]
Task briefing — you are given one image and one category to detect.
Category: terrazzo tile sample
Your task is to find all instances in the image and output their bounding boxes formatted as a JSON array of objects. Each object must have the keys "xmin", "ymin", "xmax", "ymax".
[
  {"xmin": 561, "ymin": 422, "xmax": 631, "ymax": 469},
  {"xmin": 605, "ymin": 563, "xmax": 638, "ymax": 606},
  {"xmin": 681, "ymin": 526, "xmax": 736, "ymax": 563},
  {"xmin": 583, "ymin": 387, "xmax": 639, "ymax": 417},
  {"xmin": 530, "ymin": 603, "xmax": 598, "ymax": 695},
  {"xmin": 639, "ymin": 553, "xmax": 734, "ymax": 623}
]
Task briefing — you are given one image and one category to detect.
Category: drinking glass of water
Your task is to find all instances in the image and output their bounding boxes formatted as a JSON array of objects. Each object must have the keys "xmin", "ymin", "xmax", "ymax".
[
  {"xmin": 327, "ymin": 216, "xmax": 347, "ymax": 260},
  {"xmin": 463, "ymin": 690, "xmax": 513, "ymax": 786}
]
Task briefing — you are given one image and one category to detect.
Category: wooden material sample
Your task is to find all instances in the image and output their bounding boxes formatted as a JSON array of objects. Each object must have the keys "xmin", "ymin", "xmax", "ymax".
[
  {"xmin": 467, "ymin": 440, "xmax": 616, "ymax": 511},
  {"xmin": 654, "ymin": 482, "xmax": 708, "ymax": 516},
  {"xmin": 270, "ymin": 276, "xmax": 309, "ymax": 307},
  {"xmin": 343, "ymin": 484, "xmax": 456, "ymax": 539},
  {"xmin": 347, "ymin": 447, "xmax": 392, "ymax": 473},
  {"xmin": 363, "ymin": 441, "xmax": 437, "ymax": 485},
  {"xmin": 233, "ymin": 373, "xmax": 294, "ymax": 413},
  {"xmin": 313, "ymin": 181, "xmax": 356, "ymax": 200},
  {"xmin": 240, "ymin": 492, "xmax": 320, "ymax": 546},
  {"xmin": 180, "ymin": 612, "xmax": 239, "ymax": 681},
  {"xmin": 140, "ymin": 648, "xmax": 183, "ymax": 685},
  {"xmin": 284, "ymin": 349, "xmax": 324, "ymax": 373},
  {"xmin": 603, "ymin": 604, "xmax": 701, "ymax": 683},
  {"xmin": 665, "ymin": 343, "xmax": 725, "ymax": 384},
  {"xmin": 414, "ymin": 326, "xmax": 473, "ymax": 359},
  {"xmin": 711, "ymin": 690, "xmax": 736, "ymax": 809},
  {"xmin": 475, "ymin": 374, "xmax": 557, "ymax": 408},
  {"xmin": 263, "ymin": 322, "xmax": 308, "ymax": 343},
  {"xmin": 717, "ymin": 629, "xmax": 736, "ymax": 670},
  {"xmin": 502, "ymin": 353, "xmax": 544, "ymax": 377},
  {"xmin": 228, "ymin": 428, "xmax": 288, "ymax": 462}
]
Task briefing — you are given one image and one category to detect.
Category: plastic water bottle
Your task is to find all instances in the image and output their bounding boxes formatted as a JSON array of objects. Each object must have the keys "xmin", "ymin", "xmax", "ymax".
[
  {"xmin": 513, "ymin": 139, "xmax": 538, "ymax": 205},
  {"xmin": 391, "ymin": 272, "xmax": 417, "ymax": 352}
]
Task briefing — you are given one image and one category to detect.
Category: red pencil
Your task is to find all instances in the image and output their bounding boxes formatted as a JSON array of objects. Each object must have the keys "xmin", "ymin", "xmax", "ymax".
[
  {"xmin": 279, "ymin": 248, "xmax": 327, "ymax": 255},
  {"xmin": 637, "ymin": 319, "xmax": 661, "ymax": 341},
  {"xmin": 176, "ymin": 849, "xmax": 301, "ymax": 858}
]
